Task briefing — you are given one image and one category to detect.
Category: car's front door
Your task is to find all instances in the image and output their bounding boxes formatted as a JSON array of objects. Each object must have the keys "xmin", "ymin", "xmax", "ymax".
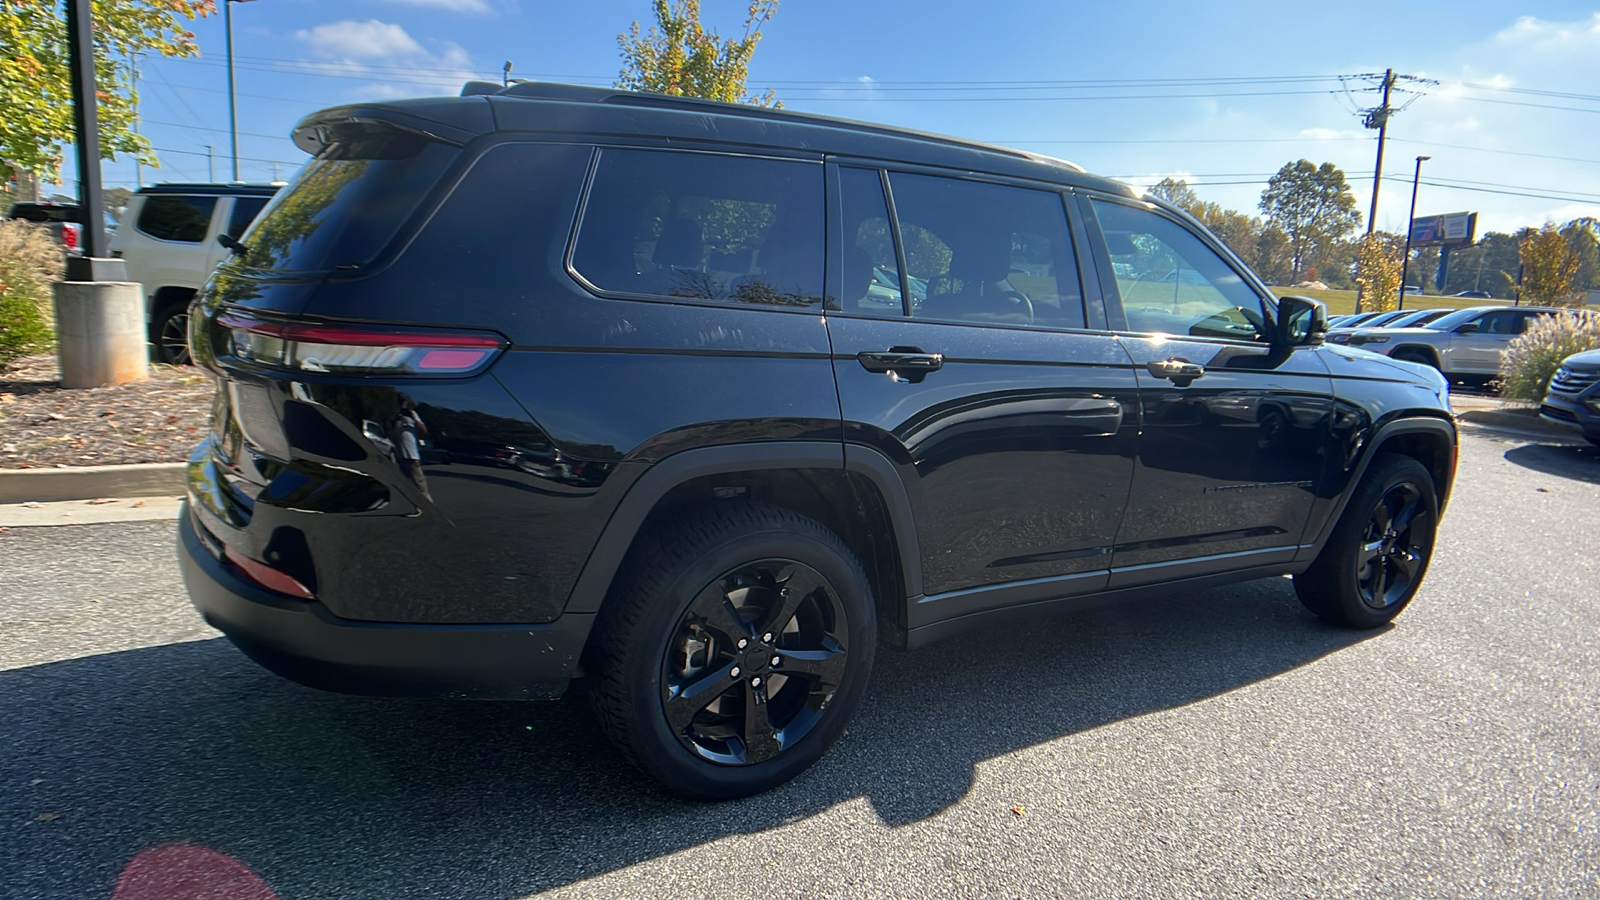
[
  {"xmin": 1081, "ymin": 195, "xmax": 1335, "ymax": 585},
  {"xmin": 1445, "ymin": 309, "xmax": 1539, "ymax": 374},
  {"xmin": 826, "ymin": 165, "xmax": 1139, "ymax": 620}
]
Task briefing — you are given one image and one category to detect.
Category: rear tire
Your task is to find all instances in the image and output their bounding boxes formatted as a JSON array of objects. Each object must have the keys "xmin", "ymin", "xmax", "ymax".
[
  {"xmin": 149, "ymin": 300, "xmax": 192, "ymax": 365},
  {"xmin": 1294, "ymin": 454, "xmax": 1438, "ymax": 628},
  {"xmin": 586, "ymin": 503, "xmax": 876, "ymax": 800}
]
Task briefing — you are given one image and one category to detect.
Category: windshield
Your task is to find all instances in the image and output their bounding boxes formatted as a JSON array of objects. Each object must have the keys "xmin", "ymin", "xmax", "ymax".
[{"xmin": 1423, "ymin": 308, "xmax": 1496, "ymax": 331}]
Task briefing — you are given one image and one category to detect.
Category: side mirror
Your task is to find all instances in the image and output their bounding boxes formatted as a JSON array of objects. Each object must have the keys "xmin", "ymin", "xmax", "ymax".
[
  {"xmin": 1273, "ymin": 295, "xmax": 1327, "ymax": 348},
  {"xmin": 1454, "ymin": 322, "xmax": 1479, "ymax": 334}
]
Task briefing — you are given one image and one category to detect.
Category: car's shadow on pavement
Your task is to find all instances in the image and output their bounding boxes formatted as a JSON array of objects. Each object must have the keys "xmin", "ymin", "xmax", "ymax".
[
  {"xmin": 1503, "ymin": 442, "xmax": 1600, "ymax": 485},
  {"xmin": 1, "ymin": 578, "xmax": 1378, "ymax": 899}
]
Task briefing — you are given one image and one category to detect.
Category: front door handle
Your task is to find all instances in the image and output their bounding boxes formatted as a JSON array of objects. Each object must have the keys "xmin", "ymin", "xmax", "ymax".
[
  {"xmin": 1147, "ymin": 357, "xmax": 1205, "ymax": 386},
  {"xmin": 858, "ymin": 346, "xmax": 943, "ymax": 375}
]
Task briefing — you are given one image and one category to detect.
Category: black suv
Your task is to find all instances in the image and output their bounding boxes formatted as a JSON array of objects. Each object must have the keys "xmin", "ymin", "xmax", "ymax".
[{"xmin": 178, "ymin": 83, "xmax": 1457, "ymax": 799}]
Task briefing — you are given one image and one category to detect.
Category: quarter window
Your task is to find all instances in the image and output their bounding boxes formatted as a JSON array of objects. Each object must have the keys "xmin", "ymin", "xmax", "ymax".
[
  {"xmin": 136, "ymin": 195, "xmax": 217, "ymax": 243},
  {"xmin": 838, "ymin": 167, "xmax": 907, "ymax": 317},
  {"xmin": 571, "ymin": 149, "xmax": 824, "ymax": 308},
  {"xmin": 1090, "ymin": 199, "xmax": 1266, "ymax": 341},
  {"xmin": 887, "ymin": 173, "xmax": 1085, "ymax": 329}
]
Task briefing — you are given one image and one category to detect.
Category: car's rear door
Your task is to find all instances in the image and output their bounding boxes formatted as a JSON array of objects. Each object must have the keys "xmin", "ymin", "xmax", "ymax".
[
  {"xmin": 1079, "ymin": 194, "xmax": 1335, "ymax": 585},
  {"xmin": 825, "ymin": 163, "xmax": 1138, "ymax": 622}
]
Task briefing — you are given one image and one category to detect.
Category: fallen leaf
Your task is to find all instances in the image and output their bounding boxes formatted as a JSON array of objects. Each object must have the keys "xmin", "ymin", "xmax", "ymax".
[
  {"xmin": 1010, "ymin": 806, "xmax": 1026, "ymax": 817},
  {"xmin": 87, "ymin": 497, "xmax": 114, "ymax": 505},
  {"xmin": 1536, "ymin": 487, "xmax": 1550, "ymax": 493},
  {"xmin": 0, "ymin": 393, "xmax": 14, "ymax": 404},
  {"xmin": 35, "ymin": 812, "xmax": 59, "ymax": 822},
  {"xmin": 131, "ymin": 500, "xmax": 145, "ymax": 508},
  {"xmin": 46, "ymin": 412, "xmax": 65, "ymax": 421},
  {"xmin": 21, "ymin": 501, "xmax": 42, "ymax": 509}
]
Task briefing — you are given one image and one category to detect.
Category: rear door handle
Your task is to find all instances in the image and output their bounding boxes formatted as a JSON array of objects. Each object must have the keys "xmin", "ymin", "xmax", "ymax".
[
  {"xmin": 1146, "ymin": 357, "xmax": 1205, "ymax": 386},
  {"xmin": 858, "ymin": 346, "xmax": 943, "ymax": 374}
]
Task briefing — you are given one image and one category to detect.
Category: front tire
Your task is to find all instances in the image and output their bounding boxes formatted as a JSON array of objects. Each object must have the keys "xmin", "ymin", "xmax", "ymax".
[
  {"xmin": 586, "ymin": 503, "xmax": 876, "ymax": 800},
  {"xmin": 1294, "ymin": 454, "xmax": 1438, "ymax": 628},
  {"xmin": 150, "ymin": 301, "xmax": 192, "ymax": 365}
]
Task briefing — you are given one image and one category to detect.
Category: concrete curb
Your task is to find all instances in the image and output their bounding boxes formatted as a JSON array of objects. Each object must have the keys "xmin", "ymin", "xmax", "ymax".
[
  {"xmin": 0, "ymin": 462, "xmax": 187, "ymax": 504},
  {"xmin": 1455, "ymin": 407, "xmax": 1586, "ymax": 443}
]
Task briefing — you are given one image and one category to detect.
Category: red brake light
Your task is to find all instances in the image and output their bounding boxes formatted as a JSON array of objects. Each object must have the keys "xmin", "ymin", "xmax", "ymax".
[
  {"xmin": 61, "ymin": 223, "xmax": 80, "ymax": 250},
  {"xmin": 216, "ymin": 311, "xmax": 505, "ymax": 376}
]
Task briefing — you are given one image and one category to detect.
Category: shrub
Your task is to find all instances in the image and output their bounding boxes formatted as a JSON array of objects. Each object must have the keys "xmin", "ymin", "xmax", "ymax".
[
  {"xmin": 0, "ymin": 219, "xmax": 64, "ymax": 370},
  {"xmin": 1498, "ymin": 310, "xmax": 1600, "ymax": 403}
]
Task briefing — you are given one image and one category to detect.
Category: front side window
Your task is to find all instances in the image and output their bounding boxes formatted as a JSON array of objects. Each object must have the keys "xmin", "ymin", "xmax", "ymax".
[
  {"xmin": 887, "ymin": 173, "xmax": 1084, "ymax": 329},
  {"xmin": 571, "ymin": 149, "xmax": 824, "ymax": 308},
  {"xmin": 226, "ymin": 196, "xmax": 271, "ymax": 240},
  {"xmin": 1091, "ymin": 198, "xmax": 1266, "ymax": 342},
  {"xmin": 136, "ymin": 195, "xmax": 217, "ymax": 243}
]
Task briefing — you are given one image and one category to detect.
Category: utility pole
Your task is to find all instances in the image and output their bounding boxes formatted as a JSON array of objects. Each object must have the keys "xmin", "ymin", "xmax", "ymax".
[
  {"xmin": 1364, "ymin": 69, "xmax": 1395, "ymax": 235},
  {"xmin": 132, "ymin": 54, "xmax": 143, "ymax": 187},
  {"xmin": 206, "ymin": 145, "xmax": 215, "ymax": 181},
  {"xmin": 1397, "ymin": 155, "xmax": 1430, "ymax": 310}
]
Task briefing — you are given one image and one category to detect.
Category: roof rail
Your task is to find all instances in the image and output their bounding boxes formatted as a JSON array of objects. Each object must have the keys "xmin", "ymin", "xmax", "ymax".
[{"xmin": 489, "ymin": 81, "xmax": 1085, "ymax": 172}]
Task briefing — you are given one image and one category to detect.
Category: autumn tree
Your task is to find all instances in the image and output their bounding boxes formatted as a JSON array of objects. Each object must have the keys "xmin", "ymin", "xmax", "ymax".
[
  {"xmin": 1, "ymin": 1, "xmax": 212, "ymax": 182},
  {"xmin": 1353, "ymin": 232, "xmax": 1403, "ymax": 312},
  {"xmin": 1259, "ymin": 160, "xmax": 1361, "ymax": 282},
  {"xmin": 618, "ymin": 0, "xmax": 779, "ymax": 105},
  {"xmin": 1563, "ymin": 218, "xmax": 1599, "ymax": 291},
  {"xmin": 1147, "ymin": 177, "xmax": 1200, "ymax": 213},
  {"xmin": 1519, "ymin": 223, "xmax": 1584, "ymax": 307}
]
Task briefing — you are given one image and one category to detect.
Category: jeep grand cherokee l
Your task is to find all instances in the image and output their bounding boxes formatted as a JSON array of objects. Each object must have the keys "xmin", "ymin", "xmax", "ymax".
[{"xmin": 178, "ymin": 82, "xmax": 1457, "ymax": 799}]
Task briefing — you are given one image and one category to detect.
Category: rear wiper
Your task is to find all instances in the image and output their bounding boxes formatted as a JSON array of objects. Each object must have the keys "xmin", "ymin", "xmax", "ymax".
[{"xmin": 218, "ymin": 233, "xmax": 249, "ymax": 257}]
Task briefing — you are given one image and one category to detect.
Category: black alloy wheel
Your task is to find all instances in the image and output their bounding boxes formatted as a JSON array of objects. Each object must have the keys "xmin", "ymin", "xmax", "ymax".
[
  {"xmin": 1294, "ymin": 454, "xmax": 1438, "ymax": 628},
  {"xmin": 587, "ymin": 503, "xmax": 875, "ymax": 800},
  {"xmin": 662, "ymin": 559, "xmax": 849, "ymax": 766},
  {"xmin": 1354, "ymin": 482, "xmax": 1428, "ymax": 610}
]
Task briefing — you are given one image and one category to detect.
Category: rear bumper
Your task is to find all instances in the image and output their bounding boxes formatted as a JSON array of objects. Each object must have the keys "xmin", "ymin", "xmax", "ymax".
[{"xmin": 178, "ymin": 504, "xmax": 592, "ymax": 699}]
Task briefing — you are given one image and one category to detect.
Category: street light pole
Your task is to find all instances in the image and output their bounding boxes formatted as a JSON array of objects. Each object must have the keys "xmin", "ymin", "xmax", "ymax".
[
  {"xmin": 225, "ymin": 0, "xmax": 239, "ymax": 181},
  {"xmin": 1397, "ymin": 155, "xmax": 1430, "ymax": 310}
]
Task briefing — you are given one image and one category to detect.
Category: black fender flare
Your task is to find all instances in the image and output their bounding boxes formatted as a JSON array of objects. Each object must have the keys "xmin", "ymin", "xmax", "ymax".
[
  {"xmin": 1387, "ymin": 343, "xmax": 1442, "ymax": 368},
  {"xmin": 562, "ymin": 441, "xmax": 922, "ymax": 614},
  {"xmin": 1300, "ymin": 414, "xmax": 1457, "ymax": 561}
]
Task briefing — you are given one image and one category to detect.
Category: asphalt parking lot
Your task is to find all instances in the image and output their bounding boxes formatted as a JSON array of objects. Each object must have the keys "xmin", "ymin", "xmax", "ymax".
[{"xmin": 2, "ymin": 430, "xmax": 1597, "ymax": 899}]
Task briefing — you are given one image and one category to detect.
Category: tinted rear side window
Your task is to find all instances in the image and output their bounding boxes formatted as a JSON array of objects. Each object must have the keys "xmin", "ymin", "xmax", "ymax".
[
  {"xmin": 234, "ymin": 139, "xmax": 459, "ymax": 273},
  {"xmin": 226, "ymin": 196, "xmax": 271, "ymax": 239},
  {"xmin": 136, "ymin": 196, "xmax": 217, "ymax": 242},
  {"xmin": 571, "ymin": 149, "xmax": 824, "ymax": 308}
]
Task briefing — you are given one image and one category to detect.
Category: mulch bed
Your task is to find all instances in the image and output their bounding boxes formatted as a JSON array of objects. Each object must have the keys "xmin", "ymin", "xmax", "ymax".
[{"xmin": 0, "ymin": 354, "xmax": 214, "ymax": 469}]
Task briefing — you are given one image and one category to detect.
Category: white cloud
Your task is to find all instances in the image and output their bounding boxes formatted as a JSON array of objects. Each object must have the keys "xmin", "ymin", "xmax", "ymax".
[
  {"xmin": 1493, "ymin": 12, "xmax": 1600, "ymax": 50},
  {"xmin": 296, "ymin": 20, "xmax": 423, "ymax": 60},
  {"xmin": 1297, "ymin": 127, "xmax": 1367, "ymax": 140},
  {"xmin": 382, "ymin": 0, "xmax": 492, "ymax": 13}
]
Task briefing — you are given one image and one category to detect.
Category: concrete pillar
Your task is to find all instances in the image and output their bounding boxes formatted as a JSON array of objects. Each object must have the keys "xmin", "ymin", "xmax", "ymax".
[{"xmin": 53, "ymin": 280, "xmax": 149, "ymax": 388}]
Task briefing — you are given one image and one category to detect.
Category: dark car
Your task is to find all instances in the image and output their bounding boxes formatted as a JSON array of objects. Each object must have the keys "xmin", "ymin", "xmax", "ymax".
[
  {"xmin": 178, "ymin": 82, "xmax": 1458, "ymax": 799},
  {"xmin": 1539, "ymin": 349, "xmax": 1600, "ymax": 446}
]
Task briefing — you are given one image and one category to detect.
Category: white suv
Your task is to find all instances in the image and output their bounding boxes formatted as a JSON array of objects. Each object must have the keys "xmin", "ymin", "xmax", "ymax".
[{"xmin": 109, "ymin": 183, "xmax": 279, "ymax": 363}]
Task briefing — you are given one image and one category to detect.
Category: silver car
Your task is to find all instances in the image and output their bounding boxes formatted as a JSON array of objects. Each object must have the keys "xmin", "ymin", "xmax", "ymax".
[{"xmin": 1342, "ymin": 306, "xmax": 1562, "ymax": 380}]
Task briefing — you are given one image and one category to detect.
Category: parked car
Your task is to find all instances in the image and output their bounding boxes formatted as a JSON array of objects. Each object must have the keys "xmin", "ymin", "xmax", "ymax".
[
  {"xmin": 1343, "ymin": 305, "xmax": 1561, "ymax": 383},
  {"xmin": 1324, "ymin": 308, "xmax": 1456, "ymax": 344},
  {"xmin": 108, "ymin": 183, "xmax": 280, "ymax": 364},
  {"xmin": 1539, "ymin": 349, "xmax": 1600, "ymax": 446},
  {"xmin": 178, "ymin": 81, "xmax": 1458, "ymax": 800},
  {"xmin": 5, "ymin": 200, "xmax": 84, "ymax": 254},
  {"xmin": 1453, "ymin": 290, "xmax": 1492, "ymax": 300}
]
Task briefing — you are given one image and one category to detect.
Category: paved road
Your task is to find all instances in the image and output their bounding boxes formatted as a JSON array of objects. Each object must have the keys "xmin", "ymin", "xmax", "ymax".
[{"xmin": 2, "ymin": 432, "xmax": 1597, "ymax": 899}]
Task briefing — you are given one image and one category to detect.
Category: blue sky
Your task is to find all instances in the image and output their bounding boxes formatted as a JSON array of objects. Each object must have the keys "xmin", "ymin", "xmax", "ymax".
[{"xmin": 87, "ymin": 0, "xmax": 1600, "ymax": 235}]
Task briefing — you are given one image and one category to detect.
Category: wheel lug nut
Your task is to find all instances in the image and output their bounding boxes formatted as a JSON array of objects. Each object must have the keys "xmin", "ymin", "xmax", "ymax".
[
  {"xmin": 772, "ymin": 656, "xmax": 782, "ymax": 667},
  {"xmin": 751, "ymin": 677, "xmax": 762, "ymax": 687},
  {"xmin": 737, "ymin": 639, "xmax": 748, "ymax": 649},
  {"xmin": 730, "ymin": 666, "xmax": 741, "ymax": 678},
  {"xmin": 762, "ymin": 633, "xmax": 773, "ymax": 643}
]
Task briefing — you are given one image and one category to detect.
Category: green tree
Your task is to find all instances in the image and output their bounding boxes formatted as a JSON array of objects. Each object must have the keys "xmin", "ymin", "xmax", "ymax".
[
  {"xmin": 1147, "ymin": 177, "xmax": 1200, "ymax": 213},
  {"xmin": 1519, "ymin": 222, "xmax": 1583, "ymax": 307},
  {"xmin": 1353, "ymin": 232, "xmax": 1403, "ymax": 312},
  {"xmin": 1258, "ymin": 160, "xmax": 1362, "ymax": 282},
  {"xmin": 617, "ymin": 0, "xmax": 779, "ymax": 105},
  {"xmin": 1562, "ymin": 218, "xmax": 1599, "ymax": 291},
  {"xmin": 1, "ymin": 1, "xmax": 212, "ymax": 182}
]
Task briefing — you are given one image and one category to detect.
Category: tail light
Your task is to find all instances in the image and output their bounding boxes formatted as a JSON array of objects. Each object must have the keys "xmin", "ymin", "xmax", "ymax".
[
  {"xmin": 225, "ymin": 546, "xmax": 316, "ymax": 600},
  {"xmin": 216, "ymin": 311, "xmax": 505, "ymax": 376},
  {"xmin": 61, "ymin": 223, "xmax": 81, "ymax": 250}
]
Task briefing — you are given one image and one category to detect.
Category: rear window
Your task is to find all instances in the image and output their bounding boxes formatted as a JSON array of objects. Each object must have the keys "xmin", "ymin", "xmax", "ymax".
[
  {"xmin": 7, "ymin": 204, "xmax": 78, "ymax": 224},
  {"xmin": 570, "ymin": 148, "xmax": 824, "ymax": 307},
  {"xmin": 136, "ymin": 196, "xmax": 217, "ymax": 243},
  {"xmin": 232, "ymin": 139, "xmax": 458, "ymax": 274}
]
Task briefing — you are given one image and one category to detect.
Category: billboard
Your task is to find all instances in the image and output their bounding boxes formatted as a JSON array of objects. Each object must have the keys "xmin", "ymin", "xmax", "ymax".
[{"xmin": 1409, "ymin": 212, "xmax": 1478, "ymax": 246}]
